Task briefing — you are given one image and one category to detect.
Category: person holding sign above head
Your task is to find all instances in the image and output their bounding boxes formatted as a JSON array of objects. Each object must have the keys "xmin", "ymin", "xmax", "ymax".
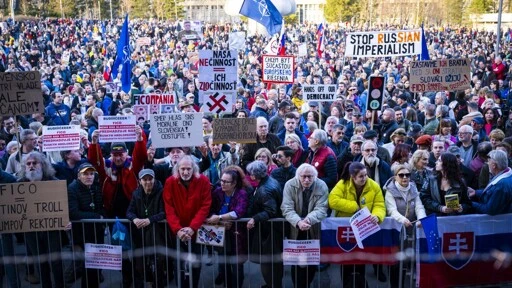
[
  {"xmin": 329, "ymin": 161, "xmax": 386, "ymax": 288},
  {"xmin": 18, "ymin": 152, "xmax": 65, "ymax": 288},
  {"xmin": 281, "ymin": 163, "xmax": 329, "ymax": 288}
]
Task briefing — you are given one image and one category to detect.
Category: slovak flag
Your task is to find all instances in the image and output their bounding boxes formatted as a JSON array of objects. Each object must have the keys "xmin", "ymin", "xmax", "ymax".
[
  {"xmin": 316, "ymin": 23, "xmax": 325, "ymax": 58},
  {"xmin": 103, "ymin": 65, "xmax": 111, "ymax": 81},
  {"xmin": 278, "ymin": 30, "xmax": 286, "ymax": 56},
  {"xmin": 416, "ymin": 213, "xmax": 512, "ymax": 287}
]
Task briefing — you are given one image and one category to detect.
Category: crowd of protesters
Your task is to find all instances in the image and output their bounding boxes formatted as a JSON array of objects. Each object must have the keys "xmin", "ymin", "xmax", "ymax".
[{"xmin": 1, "ymin": 16, "xmax": 512, "ymax": 288}]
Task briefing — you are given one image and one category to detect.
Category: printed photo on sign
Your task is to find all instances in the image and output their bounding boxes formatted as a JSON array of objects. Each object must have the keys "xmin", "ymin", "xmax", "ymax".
[
  {"xmin": 160, "ymin": 104, "xmax": 176, "ymax": 114},
  {"xmin": 345, "ymin": 30, "xmax": 422, "ymax": 57},
  {"xmin": 149, "ymin": 113, "xmax": 204, "ymax": 148},
  {"xmin": 98, "ymin": 115, "xmax": 137, "ymax": 143},
  {"xmin": 133, "ymin": 105, "xmax": 148, "ymax": 126},
  {"xmin": 196, "ymin": 225, "xmax": 225, "ymax": 247},
  {"xmin": 42, "ymin": 125, "xmax": 81, "ymax": 152}
]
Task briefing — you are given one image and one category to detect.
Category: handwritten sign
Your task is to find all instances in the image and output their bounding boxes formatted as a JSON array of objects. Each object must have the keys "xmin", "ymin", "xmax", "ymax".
[
  {"xmin": 345, "ymin": 30, "xmax": 422, "ymax": 57},
  {"xmin": 150, "ymin": 113, "xmax": 204, "ymax": 148},
  {"xmin": 303, "ymin": 85, "xmax": 337, "ymax": 101},
  {"xmin": 98, "ymin": 115, "xmax": 137, "ymax": 143},
  {"xmin": 262, "ymin": 55, "xmax": 295, "ymax": 83},
  {"xmin": 42, "ymin": 125, "xmax": 81, "ymax": 152},
  {"xmin": 409, "ymin": 58, "xmax": 471, "ymax": 92},
  {"xmin": 283, "ymin": 239, "xmax": 320, "ymax": 265},
  {"xmin": 85, "ymin": 243, "xmax": 122, "ymax": 271},
  {"xmin": 196, "ymin": 225, "xmax": 225, "ymax": 247},
  {"xmin": 198, "ymin": 50, "xmax": 238, "ymax": 102},
  {"xmin": 136, "ymin": 37, "xmax": 151, "ymax": 47},
  {"xmin": 0, "ymin": 71, "xmax": 44, "ymax": 117},
  {"xmin": 349, "ymin": 207, "xmax": 381, "ymax": 249},
  {"xmin": 0, "ymin": 180, "xmax": 69, "ymax": 234},
  {"xmin": 212, "ymin": 118, "xmax": 257, "ymax": 144}
]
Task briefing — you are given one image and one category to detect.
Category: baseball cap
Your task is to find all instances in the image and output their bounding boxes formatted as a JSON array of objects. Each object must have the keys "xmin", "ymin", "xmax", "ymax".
[
  {"xmin": 363, "ymin": 130, "xmax": 378, "ymax": 139},
  {"xmin": 309, "ymin": 101, "xmax": 319, "ymax": 107},
  {"xmin": 415, "ymin": 135, "xmax": 432, "ymax": 146},
  {"xmin": 350, "ymin": 135, "xmax": 365, "ymax": 143},
  {"xmin": 111, "ymin": 142, "xmax": 127, "ymax": 153},
  {"xmin": 138, "ymin": 169, "xmax": 155, "ymax": 179},
  {"xmin": 408, "ymin": 124, "xmax": 423, "ymax": 137},
  {"xmin": 447, "ymin": 145, "xmax": 462, "ymax": 157},
  {"xmin": 472, "ymin": 117, "xmax": 484, "ymax": 125},
  {"xmin": 78, "ymin": 162, "xmax": 96, "ymax": 173},
  {"xmin": 391, "ymin": 128, "xmax": 407, "ymax": 139}
]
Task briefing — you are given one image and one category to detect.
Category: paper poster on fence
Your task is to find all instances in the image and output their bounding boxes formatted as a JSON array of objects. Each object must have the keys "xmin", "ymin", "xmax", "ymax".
[
  {"xmin": 212, "ymin": 118, "xmax": 257, "ymax": 144},
  {"xmin": 0, "ymin": 71, "xmax": 44, "ymax": 117},
  {"xmin": 42, "ymin": 125, "xmax": 81, "ymax": 152},
  {"xmin": 345, "ymin": 30, "xmax": 422, "ymax": 57},
  {"xmin": 196, "ymin": 225, "xmax": 225, "ymax": 247},
  {"xmin": 150, "ymin": 113, "xmax": 204, "ymax": 148},
  {"xmin": 303, "ymin": 85, "xmax": 337, "ymax": 101},
  {"xmin": 0, "ymin": 180, "xmax": 69, "ymax": 234},
  {"xmin": 262, "ymin": 55, "xmax": 295, "ymax": 83},
  {"xmin": 349, "ymin": 207, "xmax": 381, "ymax": 249},
  {"xmin": 85, "ymin": 243, "xmax": 122, "ymax": 271},
  {"xmin": 409, "ymin": 58, "xmax": 471, "ymax": 92},
  {"xmin": 98, "ymin": 115, "xmax": 137, "ymax": 143},
  {"xmin": 198, "ymin": 50, "xmax": 238, "ymax": 102},
  {"xmin": 283, "ymin": 239, "xmax": 320, "ymax": 266}
]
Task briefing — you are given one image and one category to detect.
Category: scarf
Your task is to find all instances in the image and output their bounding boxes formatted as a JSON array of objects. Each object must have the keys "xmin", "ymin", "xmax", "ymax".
[
  {"xmin": 395, "ymin": 180, "xmax": 412, "ymax": 218},
  {"xmin": 484, "ymin": 167, "xmax": 512, "ymax": 193},
  {"xmin": 361, "ymin": 156, "xmax": 380, "ymax": 186}
]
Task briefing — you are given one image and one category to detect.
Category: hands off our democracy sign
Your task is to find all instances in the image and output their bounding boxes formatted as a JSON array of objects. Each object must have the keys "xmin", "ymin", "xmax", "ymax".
[
  {"xmin": 262, "ymin": 55, "xmax": 295, "ymax": 83},
  {"xmin": 409, "ymin": 58, "xmax": 471, "ymax": 93},
  {"xmin": 345, "ymin": 30, "xmax": 422, "ymax": 57}
]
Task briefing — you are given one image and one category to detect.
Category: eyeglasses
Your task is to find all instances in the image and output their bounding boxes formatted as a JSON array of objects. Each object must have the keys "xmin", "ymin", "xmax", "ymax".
[
  {"xmin": 273, "ymin": 154, "xmax": 283, "ymax": 158},
  {"xmin": 458, "ymin": 132, "xmax": 471, "ymax": 136},
  {"xmin": 300, "ymin": 175, "xmax": 314, "ymax": 179},
  {"xmin": 220, "ymin": 180, "xmax": 233, "ymax": 184},
  {"xmin": 346, "ymin": 109, "xmax": 354, "ymax": 112},
  {"xmin": 349, "ymin": 88, "xmax": 357, "ymax": 92},
  {"xmin": 25, "ymin": 161, "xmax": 39, "ymax": 166},
  {"xmin": 364, "ymin": 148, "xmax": 376, "ymax": 152},
  {"xmin": 336, "ymin": 131, "xmax": 345, "ymax": 135},
  {"xmin": 397, "ymin": 173, "xmax": 411, "ymax": 178}
]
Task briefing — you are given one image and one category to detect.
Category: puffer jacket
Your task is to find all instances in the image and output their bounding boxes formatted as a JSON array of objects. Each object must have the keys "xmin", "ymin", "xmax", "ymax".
[
  {"xmin": 328, "ymin": 178, "xmax": 386, "ymax": 223},
  {"xmin": 383, "ymin": 177, "xmax": 426, "ymax": 224},
  {"xmin": 126, "ymin": 180, "xmax": 165, "ymax": 224},
  {"xmin": 68, "ymin": 178, "xmax": 105, "ymax": 220}
]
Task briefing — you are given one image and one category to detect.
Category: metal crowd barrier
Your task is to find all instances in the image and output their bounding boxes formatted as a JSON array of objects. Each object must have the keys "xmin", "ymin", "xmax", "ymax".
[{"xmin": 0, "ymin": 217, "xmax": 414, "ymax": 288}]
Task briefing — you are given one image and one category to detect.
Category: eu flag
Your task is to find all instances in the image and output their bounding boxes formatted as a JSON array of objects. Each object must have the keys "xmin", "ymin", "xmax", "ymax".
[
  {"xmin": 420, "ymin": 24, "xmax": 430, "ymax": 60},
  {"xmin": 239, "ymin": 0, "xmax": 282, "ymax": 36},
  {"xmin": 419, "ymin": 214, "xmax": 440, "ymax": 261},
  {"xmin": 112, "ymin": 15, "xmax": 131, "ymax": 93}
]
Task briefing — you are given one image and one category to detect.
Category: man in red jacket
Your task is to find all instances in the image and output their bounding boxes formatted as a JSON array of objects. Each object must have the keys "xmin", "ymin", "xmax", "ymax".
[
  {"xmin": 163, "ymin": 155, "xmax": 212, "ymax": 288},
  {"xmin": 493, "ymin": 56, "xmax": 506, "ymax": 80}
]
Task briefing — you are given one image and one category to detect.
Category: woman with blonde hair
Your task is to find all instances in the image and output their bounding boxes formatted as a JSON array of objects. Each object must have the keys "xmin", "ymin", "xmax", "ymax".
[{"xmin": 409, "ymin": 149, "xmax": 432, "ymax": 193}]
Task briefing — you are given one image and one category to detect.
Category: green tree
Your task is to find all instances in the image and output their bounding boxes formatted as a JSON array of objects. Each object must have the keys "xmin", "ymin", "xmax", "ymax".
[
  {"xmin": 284, "ymin": 14, "xmax": 298, "ymax": 25},
  {"xmin": 324, "ymin": 0, "xmax": 360, "ymax": 23},
  {"xmin": 467, "ymin": 0, "xmax": 491, "ymax": 14}
]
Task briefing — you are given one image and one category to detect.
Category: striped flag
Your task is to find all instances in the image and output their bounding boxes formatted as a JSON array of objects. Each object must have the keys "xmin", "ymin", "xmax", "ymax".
[{"xmin": 316, "ymin": 23, "xmax": 325, "ymax": 58}]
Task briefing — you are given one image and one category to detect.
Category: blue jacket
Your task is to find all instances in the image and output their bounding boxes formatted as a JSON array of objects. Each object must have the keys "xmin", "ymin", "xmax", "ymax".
[
  {"xmin": 45, "ymin": 102, "xmax": 71, "ymax": 125},
  {"xmin": 250, "ymin": 106, "xmax": 269, "ymax": 120},
  {"xmin": 277, "ymin": 128, "xmax": 309, "ymax": 151},
  {"xmin": 473, "ymin": 168, "xmax": 512, "ymax": 215}
]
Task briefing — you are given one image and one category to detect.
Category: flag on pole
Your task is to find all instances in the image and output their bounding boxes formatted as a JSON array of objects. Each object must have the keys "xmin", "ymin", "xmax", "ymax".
[
  {"xmin": 420, "ymin": 24, "xmax": 430, "ymax": 60},
  {"xmin": 111, "ymin": 15, "xmax": 132, "ymax": 93},
  {"xmin": 316, "ymin": 23, "xmax": 325, "ymax": 58},
  {"xmin": 278, "ymin": 29, "xmax": 286, "ymax": 56},
  {"xmin": 239, "ymin": 0, "xmax": 283, "ymax": 36}
]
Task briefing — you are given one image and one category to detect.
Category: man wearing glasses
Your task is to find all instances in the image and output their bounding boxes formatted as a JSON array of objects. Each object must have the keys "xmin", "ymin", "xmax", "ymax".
[
  {"xmin": 356, "ymin": 140, "xmax": 392, "ymax": 187},
  {"xmin": 327, "ymin": 124, "xmax": 349, "ymax": 158},
  {"xmin": 344, "ymin": 107, "xmax": 369, "ymax": 139},
  {"xmin": 456, "ymin": 125, "xmax": 479, "ymax": 167},
  {"xmin": 270, "ymin": 146, "xmax": 297, "ymax": 184}
]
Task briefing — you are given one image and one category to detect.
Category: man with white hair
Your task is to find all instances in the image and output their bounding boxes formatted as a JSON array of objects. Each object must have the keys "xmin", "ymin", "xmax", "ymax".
[
  {"xmin": 356, "ymin": 140, "xmax": 392, "ymax": 186},
  {"xmin": 456, "ymin": 125, "xmax": 478, "ymax": 167},
  {"xmin": 492, "ymin": 56, "xmax": 506, "ymax": 80},
  {"xmin": 306, "ymin": 129, "xmax": 338, "ymax": 189},
  {"xmin": 471, "ymin": 150, "xmax": 512, "ymax": 215},
  {"xmin": 241, "ymin": 117, "xmax": 281, "ymax": 169}
]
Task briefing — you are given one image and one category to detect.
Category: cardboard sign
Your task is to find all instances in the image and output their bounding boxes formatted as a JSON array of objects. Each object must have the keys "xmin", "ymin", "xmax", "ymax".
[
  {"xmin": 0, "ymin": 180, "xmax": 69, "ymax": 234},
  {"xmin": 202, "ymin": 92, "xmax": 234, "ymax": 114},
  {"xmin": 303, "ymin": 85, "xmax": 337, "ymax": 101},
  {"xmin": 262, "ymin": 55, "xmax": 295, "ymax": 83},
  {"xmin": 42, "ymin": 125, "xmax": 81, "ymax": 152},
  {"xmin": 150, "ymin": 113, "xmax": 204, "ymax": 148},
  {"xmin": 196, "ymin": 225, "xmax": 225, "ymax": 247},
  {"xmin": 283, "ymin": 239, "xmax": 320, "ymax": 265},
  {"xmin": 198, "ymin": 50, "xmax": 238, "ymax": 102},
  {"xmin": 345, "ymin": 30, "xmax": 422, "ymax": 57},
  {"xmin": 133, "ymin": 93, "xmax": 176, "ymax": 106},
  {"xmin": 409, "ymin": 58, "xmax": 471, "ymax": 92},
  {"xmin": 98, "ymin": 115, "xmax": 137, "ymax": 143},
  {"xmin": 136, "ymin": 37, "xmax": 151, "ymax": 47},
  {"xmin": 349, "ymin": 207, "xmax": 381, "ymax": 249},
  {"xmin": 0, "ymin": 71, "xmax": 44, "ymax": 117},
  {"xmin": 212, "ymin": 118, "xmax": 257, "ymax": 144},
  {"xmin": 85, "ymin": 243, "xmax": 122, "ymax": 271}
]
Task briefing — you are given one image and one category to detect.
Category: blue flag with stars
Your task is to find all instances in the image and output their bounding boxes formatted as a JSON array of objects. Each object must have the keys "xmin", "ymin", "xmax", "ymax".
[
  {"xmin": 112, "ymin": 15, "xmax": 131, "ymax": 93},
  {"xmin": 419, "ymin": 214, "xmax": 440, "ymax": 261},
  {"xmin": 239, "ymin": 0, "xmax": 283, "ymax": 36}
]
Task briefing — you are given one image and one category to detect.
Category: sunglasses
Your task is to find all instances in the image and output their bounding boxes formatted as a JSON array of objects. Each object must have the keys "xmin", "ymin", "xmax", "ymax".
[{"xmin": 397, "ymin": 173, "xmax": 411, "ymax": 178}]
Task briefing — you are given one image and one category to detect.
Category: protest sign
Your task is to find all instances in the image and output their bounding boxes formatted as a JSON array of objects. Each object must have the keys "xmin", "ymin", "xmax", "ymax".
[
  {"xmin": 0, "ymin": 180, "xmax": 69, "ymax": 234},
  {"xmin": 303, "ymin": 85, "xmax": 337, "ymax": 101},
  {"xmin": 196, "ymin": 225, "xmax": 225, "ymax": 247},
  {"xmin": 198, "ymin": 50, "xmax": 238, "ymax": 102},
  {"xmin": 98, "ymin": 115, "xmax": 137, "ymax": 143},
  {"xmin": 85, "ymin": 243, "xmax": 122, "ymax": 271},
  {"xmin": 349, "ymin": 207, "xmax": 381, "ymax": 249},
  {"xmin": 283, "ymin": 240, "xmax": 320, "ymax": 266},
  {"xmin": 228, "ymin": 31, "xmax": 246, "ymax": 51},
  {"xmin": 212, "ymin": 118, "xmax": 257, "ymax": 144},
  {"xmin": 42, "ymin": 125, "xmax": 81, "ymax": 152},
  {"xmin": 0, "ymin": 71, "xmax": 44, "ymax": 117},
  {"xmin": 345, "ymin": 30, "xmax": 422, "ymax": 57},
  {"xmin": 136, "ymin": 37, "xmax": 151, "ymax": 47},
  {"xmin": 105, "ymin": 82, "xmax": 121, "ymax": 93},
  {"xmin": 263, "ymin": 36, "xmax": 279, "ymax": 55},
  {"xmin": 133, "ymin": 93, "xmax": 176, "ymax": 106},
  {"xmin": 160, "ymin": 104, "xmax": 176, "ymax": 114},
  {"xmin": 150, "ymin": 113, "xmax": 204, "ymax": 148},
  {"xmin": 409, "ymin": 58, "xmax": 471, "ymax": 92},
  {"xmin": 202, "ymin": 92, "xmax": 234, "ymax": 114},
  {"xmin": 262, "ymin": 55, "xmax": 295, "ymax": 83},
  {"xmin": 133, "ymin": 105, "xmax": 149, "ymax": 125}
]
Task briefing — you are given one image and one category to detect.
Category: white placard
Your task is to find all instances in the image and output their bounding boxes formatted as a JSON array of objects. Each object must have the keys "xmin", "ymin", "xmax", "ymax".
[
  {"xmin": 198, "ymin": 50, "xmax": 238, "ymax": 102},
  {"xmin": 262, "ymin": 55, "xmax": 295, "ymax": 84},
  {"xmin": 98, "ymin": 115, "xmax": 137, "ymax": 143},
  {"xmin": 349, "ymin": 207, "xmax": 381, "ymax": 249},
  {"xmin": 345, "ymin": 29, "xmax": 422, "ymax": 57},
  {"xmin": 283, "ymin": 239, "xmax": 320, "ymax": 265},
  {"xmin": 42, "ymin": 125, "xmax": 81, "ymax": 152},
  {"xmin": 201, "ymin": 92, "xmax": 234, "ymax": 114},
  {"xmin": 85, "ymin": 243, "xmax": 122, "ymax": 271},
  {"xmin": 303, "ymin": 85, "xmax": 337, "ymax": 101},
  {"xmin": 149, "ymin": 113, "xmax": 204, "ymax": 148}
]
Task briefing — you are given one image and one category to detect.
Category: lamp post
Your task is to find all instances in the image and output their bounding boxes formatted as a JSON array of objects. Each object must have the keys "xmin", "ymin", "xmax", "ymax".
[{"xmin": 496, "ymin": 0, "xmax": 504, "ymax": 57}]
